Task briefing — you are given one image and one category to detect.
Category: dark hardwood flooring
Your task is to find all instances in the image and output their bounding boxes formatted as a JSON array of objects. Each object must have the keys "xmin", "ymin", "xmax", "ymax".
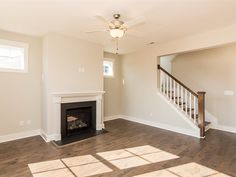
[{"xmin": 0, "ymin": 119, "xmax": 236, "ymax": 177}]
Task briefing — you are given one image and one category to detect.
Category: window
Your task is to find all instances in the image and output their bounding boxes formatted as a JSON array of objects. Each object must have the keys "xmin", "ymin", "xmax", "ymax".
[
  {"xmin": 103, "ymin": 59, "xmax": 114, "ymax": 77},
  {"xmin": 0, "ymin": 39, "xmax": 28, "ymax": 72}
]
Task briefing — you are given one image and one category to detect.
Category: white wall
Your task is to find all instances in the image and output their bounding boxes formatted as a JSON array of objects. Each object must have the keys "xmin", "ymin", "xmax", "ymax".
[
  {"xmin": 160, "ymin": 55, "xmax": 177, "ymax": 73},
  {"xmin": 119, "ymin": 25, "xmax": 236, "ymax": 133},
  {"xmin": 121, "ymin": 48, "xmax": 196, "ymax": 132},
  {"xmin": 42, "ymin": 33, "xmax": 104, "ymax": 135},
  {"xmin": 104, "ymin": 52, "xmax": 122, "ymax": 118},
  {"xmin": 172, "ymin": 43, "xmax": 236, "ymax": 128},
  {"xmin": 1, "ymin": 23, "xmax": 236, "ymax": 139},
  {"xmin": 0, "ymin": 30, "xmax": 42, "ymax": 135},
  {"xmin": 44, "ymin": 34, "xmax": 103, "ymax": 92}
]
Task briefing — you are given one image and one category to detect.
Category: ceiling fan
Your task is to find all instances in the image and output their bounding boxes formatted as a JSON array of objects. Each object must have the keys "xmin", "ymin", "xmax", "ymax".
[{"xmin": 86, "ymin": 14, "xmax": 145, "ymax": 38}]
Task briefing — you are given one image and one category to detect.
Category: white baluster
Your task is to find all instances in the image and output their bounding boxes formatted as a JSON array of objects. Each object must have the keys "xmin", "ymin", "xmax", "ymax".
[
  {"xmin": 160, "ymin": 71, "xmax": 163, "ymax": 92},
  {"xmin": 185, "ymin": 89, "xmax": 188, "ymax": 114},
  {"xmin": 189, "ymin": 92, "xmax": 192, "ymax": 119},
  {"xmin": 173, "ymin": 80, "xmax": 176, "ymax": 103},
  {"xmin": 193, "ymin": 96, "xmax": 196, "ymax": 123},
  {"xmin": 176, "ymin": 83, "xmax": 178, "ymax": 105},
  {"xmin": 158, "ymin": 68, "xmax": 200, "ymax": 125},
  {"xmin": 163, "ymin": 73, "xmax": 166, "ymax": 95},
  {"xmin": 166, "ymin": 75, "xmax": 169, "ymax": 98},
  {"xmin": 181, "ymin": 86, "xmax": 184, "ymax": 110},
  {"xmin": 170, "ymin": 77, "xmax": 172, "ymax": 100}
]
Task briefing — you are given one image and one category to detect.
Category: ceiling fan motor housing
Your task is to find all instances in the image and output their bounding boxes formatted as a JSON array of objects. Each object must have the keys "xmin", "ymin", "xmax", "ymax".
[
  {"xmin": 109, "ymin": 14, "xmax": 126, "ymax": 30},
  {"xmin": 113, "ymin": 14, "xmax": 120, "ymax": 19}
]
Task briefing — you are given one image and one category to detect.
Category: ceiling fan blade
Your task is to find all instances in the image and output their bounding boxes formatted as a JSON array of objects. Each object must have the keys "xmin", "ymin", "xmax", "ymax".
[
  {"xmin": 85, "ymin": 29, "xmax": 108, "ymax": 33},
  {"xmin": 124, "ymin": 16, "xmax": 146, "ymax": 28},
  {"xmin": 126, "ymin": 30, "xmax": 145, "ymax": 37},
  {"xmin": 95, "ymin": 15, "xmax": 110, "ymax": 25}
]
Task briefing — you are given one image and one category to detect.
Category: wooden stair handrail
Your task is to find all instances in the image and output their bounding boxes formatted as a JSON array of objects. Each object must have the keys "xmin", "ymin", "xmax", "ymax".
[
  {"xmin": 158, "ymin": 64, "xmax": 206, "ymax": 138},
  {"xmin": 157, "ymin": 64, "xmax": 198, "ymax": 97}
]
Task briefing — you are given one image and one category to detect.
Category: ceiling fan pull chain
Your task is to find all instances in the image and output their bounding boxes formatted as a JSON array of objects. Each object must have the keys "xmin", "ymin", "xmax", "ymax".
[{"xmin": 116, "ymin": 38, "xmax": 119, "ymax": 55}]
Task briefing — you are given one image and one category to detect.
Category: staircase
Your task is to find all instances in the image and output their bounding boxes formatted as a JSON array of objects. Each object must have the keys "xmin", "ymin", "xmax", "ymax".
[{"xmin": 157, "ymin": 65, "xmax": 210, "ymax": 138}]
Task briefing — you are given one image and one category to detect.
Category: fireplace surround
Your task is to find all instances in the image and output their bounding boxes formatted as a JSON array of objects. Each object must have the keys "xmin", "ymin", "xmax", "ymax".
[
  {"xmin": 41, "ymin": 91, "xmax": 105, "ymax": 143},
  {"xmin": 61, "ymin": 101, "xmax": 96, "ymax": 140}
]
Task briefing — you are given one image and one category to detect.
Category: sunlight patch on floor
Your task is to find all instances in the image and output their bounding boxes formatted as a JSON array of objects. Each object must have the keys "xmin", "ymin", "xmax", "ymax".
[
  {"xmin": 28, "ymin": 145, "xmax": 179, "ymax": 176},
  {"xmin": 28, "ymin": 155, "xmax": 112, "ymax": 177},
  {"xmin": 33, "ymin": 168, "xmax": 74, "ymax": 177},
  {"xmin": 97, "ymin": 145, "xmax": 179, "ymax": 169},
  {"xmin": 61, "ymin": 155, "xmax": 99, "ymax": 167},
  {"xmin": 69, "ymin": 161, "xmax": 112, "ymax": 177},
  {"xmin": 28, "ymin": 159, "xmax": 65, "ymax": 174},
  {"xmin": 134, "ymin": 169, "xmax": 178, "ymax": 177},
  {"xmin": 30, "ymin": 145, "xmax": 234, "ymax": 177},
  {"xmin": 134, "ymin": 162, "xmax": 232, "ymax": 177}
]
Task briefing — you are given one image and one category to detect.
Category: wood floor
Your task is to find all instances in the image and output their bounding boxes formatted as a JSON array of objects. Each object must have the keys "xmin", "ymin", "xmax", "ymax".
[{"xmin": 0, "ymin": 119, "xmax": 236, "ymax": 177}]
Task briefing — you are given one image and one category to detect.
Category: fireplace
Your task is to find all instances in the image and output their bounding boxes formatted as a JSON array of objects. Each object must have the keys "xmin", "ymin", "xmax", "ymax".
[
  {"xmin": 46, "ymin": 92, "xmax": 106, "ymax": 146},
  {"xmin": 61, "ymin": 101, "xmax": 96, "ymax": 141}
]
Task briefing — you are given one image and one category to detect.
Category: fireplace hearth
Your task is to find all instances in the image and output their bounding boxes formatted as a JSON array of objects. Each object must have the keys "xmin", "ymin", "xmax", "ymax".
[{"xmin": 53, "ymin": 101, "xmax": 107, "ymax": 146}]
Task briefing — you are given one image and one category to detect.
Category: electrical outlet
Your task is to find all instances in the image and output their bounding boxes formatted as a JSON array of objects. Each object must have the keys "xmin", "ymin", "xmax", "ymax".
[
  {"xmin": 149, "ymin": 112, "xmax": 153, "ymax": 117},
  {"xmin": 122, "ymin": 79, "xmax": 125, "ymax": 85}
]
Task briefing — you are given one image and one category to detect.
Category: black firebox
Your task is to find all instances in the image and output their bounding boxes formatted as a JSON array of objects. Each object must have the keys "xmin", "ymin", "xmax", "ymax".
[{"xmin": 61, "ymin": 101, "xmax": 96, "ymax": 140}]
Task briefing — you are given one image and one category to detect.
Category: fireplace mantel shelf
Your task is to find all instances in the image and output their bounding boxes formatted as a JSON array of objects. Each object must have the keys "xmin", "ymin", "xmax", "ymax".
[{"xmin": 51, "ymin": 91, "xmax": 105, "ymax": 98}]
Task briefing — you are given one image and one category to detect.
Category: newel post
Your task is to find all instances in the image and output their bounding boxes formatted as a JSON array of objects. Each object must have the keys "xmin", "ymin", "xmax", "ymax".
[{"xmin": 197, "ymin": 91, "xmax": 206, "ymax": 138}]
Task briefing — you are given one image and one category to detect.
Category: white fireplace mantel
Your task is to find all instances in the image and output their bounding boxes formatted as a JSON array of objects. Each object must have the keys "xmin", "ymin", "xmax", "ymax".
[
  {"xmin": 51, "ymin": 91, "xmax": 105, "ymax": 97},
  {"xmin": 51, "ymin": 91, "xmax": 105, "ymax": 104},
  {"xmin": 43, "ymin": 91, "xmax": 105, "ymax": 142}
]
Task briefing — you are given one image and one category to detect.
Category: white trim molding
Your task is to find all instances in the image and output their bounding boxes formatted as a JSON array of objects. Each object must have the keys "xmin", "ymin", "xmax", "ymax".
[
  {"xmin": 40, "ymin": 130, "xmax": 60, "ymax": 143},
  {"xmin": 105, "ymin": 114, "xmax": 236, "ymax": 136},
  {"xmin": 104, "ymin": 115, "xmax": 121, "ymax": 121},
  {"xmin": 120, "ymin": 115, "xmax": 200, "ymax": 138},
  {"xmin": 103, "ymin": 114, "xmax": 200, "ymax": 138},
  {"xmin": 204, "ymin": 111, "xmax": 236, "ymax": 134},
  {"xmin": 42, "ymin": 91, "xmax": 105, "ymax": 142},
  {"xmin": 157, "ymin": 91, "xmax": 200, "ymax": 131},
  {"xmin": 0, "ymin": 38, "xmax": 29, "ymax": 73},
  {"xmin": 212, "ymin": 125, "xmax": 236, "ymax": 134},
  {"xmin": 0, "ymin": 129, "xmax": 40, "ymax": 143},
  {"xmin": 205, "ymin": 111, "xmax": 218, "ymax": 128}
]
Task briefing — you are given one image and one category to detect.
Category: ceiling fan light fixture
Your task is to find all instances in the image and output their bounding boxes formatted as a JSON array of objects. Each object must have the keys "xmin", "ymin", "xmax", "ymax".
[{"xmin": 110, "ymin": 28, "xmax": 125, "ymax": 38}]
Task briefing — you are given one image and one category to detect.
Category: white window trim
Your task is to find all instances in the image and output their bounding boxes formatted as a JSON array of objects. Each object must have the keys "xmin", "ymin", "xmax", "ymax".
[
  {"xmin": 0, "ymin": 39, "xmax": 29, "ymax": 73},
  {"xmin": 103, "ymin": 58, "xmax": 115, "ymax": 78}
]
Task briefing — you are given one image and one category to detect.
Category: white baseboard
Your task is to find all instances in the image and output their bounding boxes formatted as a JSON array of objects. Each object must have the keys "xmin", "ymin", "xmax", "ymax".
[
  {"xmin": 212, "ymin": 125, "xmax": 236, "ymax": 134},
  {"xmin": 120, "ymin": 115, "xmax": 200, "ymax": 138},
  {"xmin": 104, "ymin": 115, "xmax": 121, "ymax": 121},
  {"xmin": 40, "ymin": 130, "xmax": 61, "ymax": 143},
  {"xmin": 0, "ymin": 129, "xmax": 41, "ymax": 143},
  {"xmin": 205, "ymin": 113, "xmax": 236, "ymax": 134},
  {"xmin": 205, "ymin": 111, "xmax": 218, "ymax": 128},
  {"xmin": 1, "ymin": 120, "xmax": 233, "ymax": 144},
  {"xmin": 157, "ymin": 91, "xmax": 199, "ymax": 131}
]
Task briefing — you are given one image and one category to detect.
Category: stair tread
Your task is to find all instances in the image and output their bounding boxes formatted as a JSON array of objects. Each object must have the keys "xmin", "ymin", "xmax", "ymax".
[
  {"xmin": 183, "ymin": 107, "xmax": 194, "ymax": 111},
  {"xmin": 176, "ymin": 102, "xmax": 186, "ymax": 105},
  {"xmin": 204, "ymin": 121, "xmax": 211, "ymax": 126},
  {"xmin": 165, "ymin": 90, "xmax": 174, "ymax": 93},
  {"xmin": 162, "ymin": 92, "xmax": 210, "ymax": 131},
  {"xmin": 172, "ymin": 96, "xmax": 181, "ymax": 99}
]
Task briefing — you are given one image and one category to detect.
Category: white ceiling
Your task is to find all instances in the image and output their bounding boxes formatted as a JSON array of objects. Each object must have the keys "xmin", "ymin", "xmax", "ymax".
[{"xmin": 0, "ymin": 0, "xmax": 236, "ymax": 54}]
